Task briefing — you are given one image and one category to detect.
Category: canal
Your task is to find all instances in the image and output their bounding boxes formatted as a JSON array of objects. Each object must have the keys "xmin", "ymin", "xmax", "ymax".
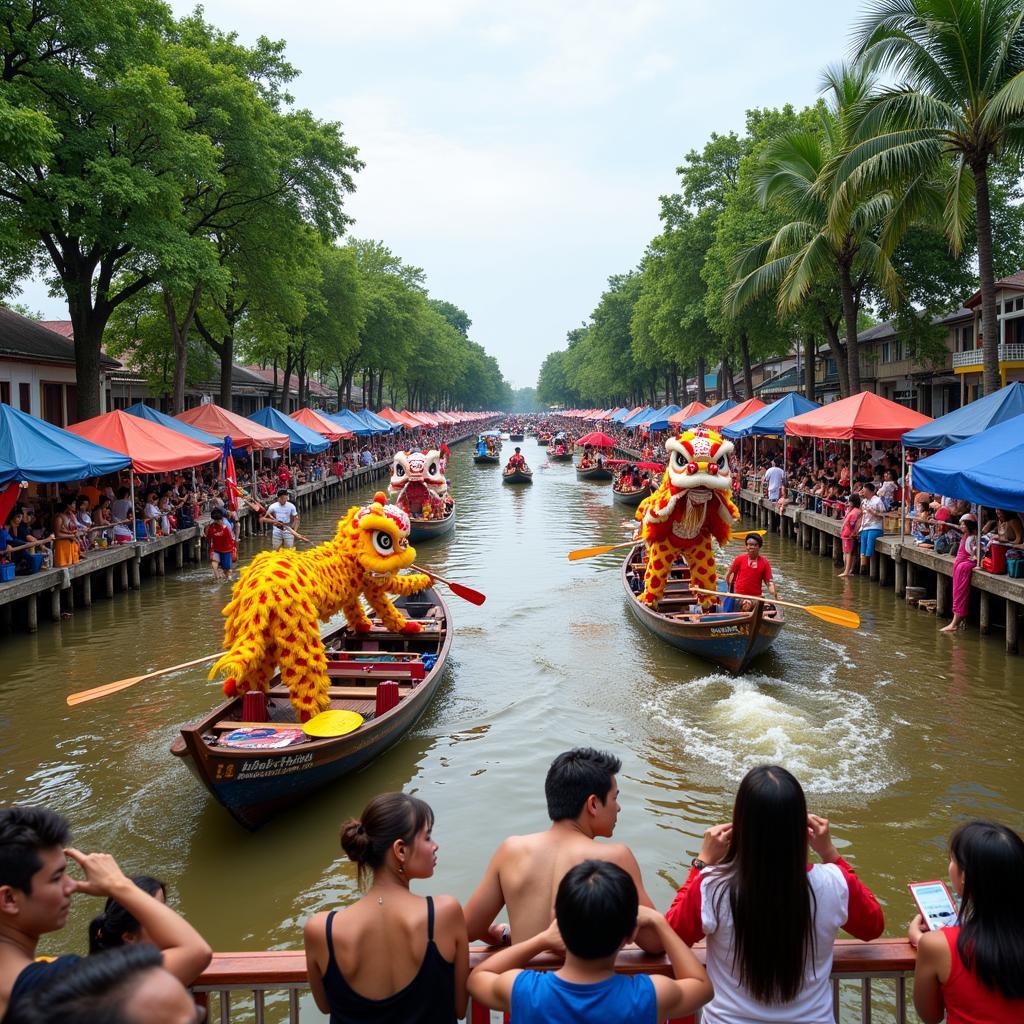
[{"xmin": 2, "ymin": 436, "xmax": 1022, "ymax": 999}]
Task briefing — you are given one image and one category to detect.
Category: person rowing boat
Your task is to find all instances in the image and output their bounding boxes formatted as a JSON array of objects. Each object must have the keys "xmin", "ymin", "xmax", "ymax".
[{"xmin": 724, "ymin": 533, "xmax": 778, "ymax": 612}]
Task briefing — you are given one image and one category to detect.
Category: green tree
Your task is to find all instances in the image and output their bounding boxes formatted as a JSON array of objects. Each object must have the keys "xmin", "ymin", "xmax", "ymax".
[{"xmin": 851, "ymin": 0, "xmax": 1024, "ymax": 393}]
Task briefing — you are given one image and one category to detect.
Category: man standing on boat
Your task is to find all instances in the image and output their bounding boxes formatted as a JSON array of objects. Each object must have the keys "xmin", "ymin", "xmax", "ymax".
[
  {"xmin": 725, "ymin": 534, "xmax": 778, "ymax": 612},
  {"xmin": 506, "ymin": 447, "xmax": 527, "ymax": 472}
]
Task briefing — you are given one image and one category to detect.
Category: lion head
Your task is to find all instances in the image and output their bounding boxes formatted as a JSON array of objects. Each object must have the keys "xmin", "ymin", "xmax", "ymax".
[
  {"xmin": 390, "ymin": 450, "xmax": 447, "ymax": 501},
  {"xmin": 346, "ymin": 491, "xmax": 418, "ymax": 575},
  {"xmin": 664, "ymin": 428, "xmax": 734, "ymax": 495}
]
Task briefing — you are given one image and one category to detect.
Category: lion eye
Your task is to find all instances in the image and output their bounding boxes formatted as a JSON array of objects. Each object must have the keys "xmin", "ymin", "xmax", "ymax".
[
  {"xmin": 396, "ymin": 465, "xmax": 405, "ymax": 476},
  {"xmin": 428, "ymin": 463, "xmax": 437, "ymax": 475},
  {"xmin": 372, "ymin": 531, "xmax": 394, "ymax": 555},
  {"xmin": 670, "ymin": 452, "xmax": 683, "ymax": 470}
]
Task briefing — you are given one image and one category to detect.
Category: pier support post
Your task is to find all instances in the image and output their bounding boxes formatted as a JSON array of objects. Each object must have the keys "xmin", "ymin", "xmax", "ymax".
[
  {"xmin": 1008, "ymin": 601, "xmax": 1020, "ymax": 654},
  {"xmin": 130, "ymin": 555, "xmax": 141, "ymax": 589},
  {"xmin": 26, "ymin": 595, "xmax": 37, "ymax": 632},
  {"xmin": 979, "ymin": 591, "xmax": 991, "ymax": 634},
  {"xmin": 50, "ymin": 587, "xmax": 61, "ymax": 622},
  {"xmin": 1, "ymin": 603, "xmax": 11, "ymax": 632},
  {"xmin": 895, "ymin": 558, "xmax": 905, "ymax": 596},
  {"xmin": 105, "ymin": 567, "xmax": 114, "ymax": 598},
  {"xmin": 869, "ymin": 554, "xmax": 879, "ymax": 581},
  {"xmin": 878, "ymin": 556, "xmax": 888, "ymax": 587},
  {"xmin": 174, "ymin": 541, "xmax": 184, "ymax": 569},
  {"xmin": 936, "ymin": 574, "xmax": 950, "ymax": 616},
  {"xmin": 119, "ymin": 561, "xmax": 129, "ymax": 591},
  {"xmin": 906, "ymin": 562, "xmax": 917, "ymax": 589},
  {"xmin": 80, "ymin": 574, "xmax": 91, "ymax": 607},
  {"xmin": 154, "ymin": 549, "xmax": 165, "ymax": 577}
]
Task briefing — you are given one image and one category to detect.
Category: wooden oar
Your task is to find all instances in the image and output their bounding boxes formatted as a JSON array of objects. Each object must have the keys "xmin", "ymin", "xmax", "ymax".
[
  {"xmin": 259, "ymin": 518, "xmax": 312, "ymax": 544},
  {"xmin": 67, "ymin": 653, "xmax": 221, "ymax": 707},
  {"xmin": 690, "ymin": 586, "xmax": 860, "ymax": 629},
  {"xmin": 411, "ymin": 565, "xmax": 486, "ymax": 606},
  {"xmin": 568, "ymin": 530, "xmax": 768, "ymax": 562}
]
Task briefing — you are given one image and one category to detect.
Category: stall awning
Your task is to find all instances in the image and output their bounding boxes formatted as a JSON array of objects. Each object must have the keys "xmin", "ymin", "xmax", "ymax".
[
  {"xmin": 68, "ymin": 410, "xmax": 220, "ymax": 473},
  {"xmin": 902, "ymin": 382, "xmax": 1024, "ymax": 449},
  {"xmin": 124, "ymin": 403, "xmax": 222, "ymax": 446},
  {"xmin": 667, "ymin": 401, "xmax": 709, "ymax": 425},
  {"xmin": 0, "ymin": 404, "xmax": 131, "ymax": 484},
  {"xmin": 722, "ymin": 393, "xmax": 821, "ymax": 438},
  {"xmin": 678, "ymin": 398, "xmax": 736, "ymax": 428},
  {"xmin": 176, "ymin": 404, "xmax": 289, "ymax": 451},
  {"xmin": 290, "ymin": 408, "xmax": 351, "ymax": 442},
  {"xmin": 704, "ymin": 398, "xmax": 766, "ymax": 431},
  {"xmin": 785, "ymin": 391, "xmax": 932, "ymax": 441},
  {"xmin": 249, "ymin": 406, "xmax": 330, "ymax": 454},
  {"xmin": 912, "ymin": 413, "xmax": 1024, "ymax": 513}
]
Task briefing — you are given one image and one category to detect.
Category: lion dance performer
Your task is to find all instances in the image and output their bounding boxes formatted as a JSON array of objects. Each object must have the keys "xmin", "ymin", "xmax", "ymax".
[
  {"xmin": 389, "ymin": 449, "xmax": 450, "ymax": 520},
  {"xmin": 634, "ymin": 427, "xmax": 740, "ymax": 610},
  {"xmin": 208, "ymin": 491, "xmax": 431, "ymax": 722}
]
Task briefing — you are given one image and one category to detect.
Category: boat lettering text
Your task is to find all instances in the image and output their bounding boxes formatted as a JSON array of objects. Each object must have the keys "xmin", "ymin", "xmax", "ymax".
[
  {"xmin": 234, "ymin": 752, "xmax": 315, "ymax": 781},
  {"xmin": 709, "ymin": 626, "xmax": 741, "ymax": 636}
]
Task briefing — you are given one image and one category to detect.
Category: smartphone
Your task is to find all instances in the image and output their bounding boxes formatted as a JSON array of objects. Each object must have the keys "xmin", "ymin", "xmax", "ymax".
[{"xmin": 909, "ymin": 880, "xmax": 958, "ymax": 932}]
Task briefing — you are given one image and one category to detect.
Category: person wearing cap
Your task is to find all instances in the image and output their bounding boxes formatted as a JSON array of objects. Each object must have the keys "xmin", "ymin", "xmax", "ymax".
[
  {"xmin": 942, "ymin": 513, "xmax": 978, "ymax": 633},
  {"xmin": 725, "ymin": 534, "xmax": 778, "ymax": 612}
]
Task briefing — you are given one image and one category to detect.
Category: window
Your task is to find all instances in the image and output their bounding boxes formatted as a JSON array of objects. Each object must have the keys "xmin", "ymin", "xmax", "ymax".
[
  {"xmin": 826, "ymin": 358, "xmax": 836, "ymax": 376},
  {"xmin": 0, "ymin": 381, "xmax": 9, "ymax": 405},
  {"xmin": 19, "ymin": 383, "xmax": 30, "ymax": 412},
  {"xmin": 41, "ymin": 381, "xmax": 76, "ymax": 426}
]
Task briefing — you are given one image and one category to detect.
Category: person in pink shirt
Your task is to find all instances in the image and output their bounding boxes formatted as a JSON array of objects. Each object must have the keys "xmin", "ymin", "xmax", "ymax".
[{"xmin": 839, "ymin": 493, "xmax": 863, "ymax": 577}]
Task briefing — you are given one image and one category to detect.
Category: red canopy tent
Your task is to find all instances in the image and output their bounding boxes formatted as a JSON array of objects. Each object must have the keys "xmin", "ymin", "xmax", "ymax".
[
  {"xmin": 290, "ymin": 408, "xmax": 352, "ymax": 441},
  {"xmin": 704, "ymin": 398, "xmax": 766, "ymax": 431},
  {"xmin": 784, "ymin": 392, "xmax": 932, "ymax": 441},
  {"xmin": 667, "ymin": 401, "xmax": 708, "ymax": 425},
  {"xmin": 68, "ymin": 409, "xmax": 220, "ymax": 473},
  {"xmin": 378, "ymin": 407, "xmax": 421, "ymax": 429},
  {"xmin": 176, "ymin": 404, "xmax": 289, "ymax": 450}
]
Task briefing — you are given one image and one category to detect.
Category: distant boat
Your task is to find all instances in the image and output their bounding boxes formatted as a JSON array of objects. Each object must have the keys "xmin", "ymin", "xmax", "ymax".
[
  {"xmin": 612, "ymin": 481, "xmax": 651, "ymax": 506},
  {"xmin": 502, "ymin": 467, "xmax": 533, "ymax": 484},
  {"xmin": 621, "ymin": 544, "xmax": 783, "ymax": 674},
  {"xmin": 408, "ymin": 505, "xmax": 456, "ymax": 542},
  {"xmin": 575, "ymin": 462, "xmax": 613, "ymax": 482}
]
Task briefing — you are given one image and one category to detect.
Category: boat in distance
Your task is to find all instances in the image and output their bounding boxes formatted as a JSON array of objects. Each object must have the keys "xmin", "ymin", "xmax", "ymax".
[
  {"xmin": 612, "ymin": 482, "xmax": 651, "ymax": 506},
  {"xmin": 576, "ymin": 463, "xmax": 613, "ymax": 482},
  {"xmin": 502, "ymin": 468, "xmax": 533, "ymax": 484},
  {"xmin": 171, "ymin": 589, "xmax": 452, "ymax": 829},
  {"xmin": 408, "ymin": 506, "xmax": 456, "ymax": 542},
  {"xmin": 621, "ymin": 544, "xmax": 783, "ymax": 674}
]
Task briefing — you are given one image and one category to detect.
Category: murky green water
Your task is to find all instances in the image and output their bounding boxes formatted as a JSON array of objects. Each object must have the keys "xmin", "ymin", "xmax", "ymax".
[{"xmin": 2, "ymin": 437, "xmax": 1022, "ymax": 1014}]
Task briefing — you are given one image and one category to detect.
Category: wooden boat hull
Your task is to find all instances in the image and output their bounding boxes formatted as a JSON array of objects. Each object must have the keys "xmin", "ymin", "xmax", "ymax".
[
  {"xmin": 171, "ymin": 590, "xmax": 452, "ymax": 829},
  {"xmin": 502, "ymin": 470, "xmax": 533, "ymax": 484},
  {"xmin": 509, "ymin": 433, "xmax": 525, "ymax": 442},
  {"xmin": 612, "ymin": 483, "xmax": 651, "ymax": 506},
  {"xmin": 408, "ymin": 507, "xmax": 455, "ymax": 543},
  {"xmin": 548, "ymin": 449, "xmax": 572, "ymax": 461},
  {"xmin": 473, "ymin": 454, "xmax": 500, "ymax": 464},
  {"xmin": 621, "ymin": 546, "xmax": 783, "ymax": 674},
  {"xmin": 576, "ymin": 465, "xmax": 613, "ymax": 482},
  {"xmin": 536, "ymin": 436, "xmax": 550, "ymax": 446}
]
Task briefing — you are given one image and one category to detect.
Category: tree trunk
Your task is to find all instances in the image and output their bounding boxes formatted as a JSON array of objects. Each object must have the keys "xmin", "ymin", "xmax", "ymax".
[
  {"xmin": 838, "ymin": 259, "xmax": 861, "ymax": 396},
  {"xmin": 973, "ymin": 160, "xmax": 1001, "ymax": 394},
  {"xmin": 821, "ymin": 315, "xmax": 850, "ymax": 398},
  {"xmin": 696, "ymin": 356, "xmax": 707, "ymax": 404},
  {"xmin": 163, "ymin": 286, "xmax": 202, "ymax": 415},
  {"xmin": 377, "ymin": 374, "xmax": 384, "ymax": 409},
  {"xmin": 803, "ymin": 333, "xmax": 816, "ymax": 401},
  {"xmin": 279, "ymin": 349, "xmax": 295, "ymax": 412},
  {"xmin": 65, "ymin": 294, "xmax": 107, "ymax": 422},
  {"xmin": 670, "ymin": 364, "xmax": 679, "ymax": 405},
  {"xmin": 739, "ymin": 331, "xmax": 753, "ymax": 399},
  {"xmin": 269, "ymin": 356, "xmax": 279, "ymax": 409},
  {"xmin": 361, "ymin": 369, "xmax": 369, "ymax": 409}
]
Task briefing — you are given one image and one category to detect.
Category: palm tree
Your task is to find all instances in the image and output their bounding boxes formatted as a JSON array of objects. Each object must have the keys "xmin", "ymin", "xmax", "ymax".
[
  {"xmin": 727, "ymin": 64, "xmax": 904, "ymax": 396},
  {"xmin": 849, "ymin": 0, "xmax": 1024, "ymax": 394}
]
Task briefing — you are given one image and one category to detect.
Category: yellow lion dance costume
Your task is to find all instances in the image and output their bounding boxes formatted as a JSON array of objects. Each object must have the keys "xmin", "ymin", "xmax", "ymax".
[
  {"xmin": 635, "ymin": 427, "xmax": 740, "ymax": 610},
  {"xmin": 209, "ymin": 491, "xmax": 430, "ymax": 722}
]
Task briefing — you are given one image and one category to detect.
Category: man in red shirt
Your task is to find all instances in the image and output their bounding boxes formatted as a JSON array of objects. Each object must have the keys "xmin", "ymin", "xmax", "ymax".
[
  {"xmin": 725, "ymin": 534, "xmax": 778, "ymax": 611},
  {"xmin": 204, "ymin": 508, "xmax": 237, "ymax": 581}
]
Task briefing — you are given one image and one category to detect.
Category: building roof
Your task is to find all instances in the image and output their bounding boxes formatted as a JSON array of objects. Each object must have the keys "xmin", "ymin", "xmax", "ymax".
[
  {"xmin": 241, "ymin": 365, "xmax": 333, "ymax": 398},
  {"xmin": 39, "ymin": 320, "xmax": 74, "ymax": 338},
  {"xmin": 0, "ymin": 306, "xmax": 118, "ymax": 367},
  {"xmin": 965, "ymin": 270, "xmax": 1024, "ymax": 308}
]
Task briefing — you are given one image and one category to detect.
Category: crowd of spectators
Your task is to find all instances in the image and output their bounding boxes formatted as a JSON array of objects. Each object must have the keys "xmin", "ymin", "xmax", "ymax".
[{"xmin": 3, "ymin": 752, "xmax": 1022, "ymax": 1022}]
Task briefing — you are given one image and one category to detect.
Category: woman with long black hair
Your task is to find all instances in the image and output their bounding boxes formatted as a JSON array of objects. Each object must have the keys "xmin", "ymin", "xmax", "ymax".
[
  {"xmin": 910, "ymin": 821, "xmax": 1024, "ymax": 1022},
  {"xmin": 665, "ymin": 765, "xmax": 884, "ymax": 1022}
]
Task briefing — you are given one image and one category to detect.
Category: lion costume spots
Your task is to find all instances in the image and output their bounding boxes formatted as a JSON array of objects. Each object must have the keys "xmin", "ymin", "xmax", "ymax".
[
  {"xmin": 209, "ymin": 492, "xmax": 431, "ymax": 722},
  {"xmin": 635, "ymin": 427, "xmax": 741, "ymax": 610}
]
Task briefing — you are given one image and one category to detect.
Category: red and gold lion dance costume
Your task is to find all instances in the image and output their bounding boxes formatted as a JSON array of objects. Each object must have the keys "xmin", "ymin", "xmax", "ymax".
[
  {"xmin": 208, "ymin": 492, "xmax": 430, "ymax": 722},
  {"xmin": 635, "ymin": 427, "xmax": 740, "ymax": 610}
]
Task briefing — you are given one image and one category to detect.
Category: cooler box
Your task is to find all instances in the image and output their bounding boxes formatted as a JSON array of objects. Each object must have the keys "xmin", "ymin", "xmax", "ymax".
[{"xmin": 0, "ymin": 562, "xmax": 15, "ymax": 582}]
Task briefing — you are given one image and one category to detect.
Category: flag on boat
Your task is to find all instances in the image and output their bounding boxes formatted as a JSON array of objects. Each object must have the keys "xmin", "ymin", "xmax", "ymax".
[{"xmin": 223, "ymin": 436, "xmax": 239, "ymax": 513}]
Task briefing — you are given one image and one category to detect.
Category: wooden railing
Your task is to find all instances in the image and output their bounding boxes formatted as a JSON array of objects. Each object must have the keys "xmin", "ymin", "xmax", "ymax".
[{"xmin": 191, "ymin": 939, "xmax": 917, "ymax": 1023}]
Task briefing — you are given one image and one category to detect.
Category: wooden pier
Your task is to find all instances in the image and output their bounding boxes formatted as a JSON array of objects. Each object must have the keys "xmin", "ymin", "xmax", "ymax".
[{"xmin": 0, "ymin": 445, "xmax": 469, "ymax": 638}]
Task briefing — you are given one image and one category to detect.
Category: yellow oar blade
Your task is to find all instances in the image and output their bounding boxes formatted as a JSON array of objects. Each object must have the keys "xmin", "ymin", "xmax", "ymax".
[
  {"xmin": 805, "ymin": 605, "xmax": 860, "ymax": 629},
  {"xmin": 67, "ymin": 676, "xmax": 146, "ymax": 706},
  {"xmin": 567, "ymin": 542, "xmax": 629, "ymax": 561},
  {"xmin": 726, "ymin": 529, "xmax": 768, "ymax": 542}
]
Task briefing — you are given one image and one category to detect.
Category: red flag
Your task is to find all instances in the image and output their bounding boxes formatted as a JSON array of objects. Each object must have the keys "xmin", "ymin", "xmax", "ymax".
[
  {"xmin": 222, "ymin": 438, "xmax": 239, "ymax": 514},
  {"xmin": 0, "ymin": 482, "xmax": 21, "ymax": 525}
]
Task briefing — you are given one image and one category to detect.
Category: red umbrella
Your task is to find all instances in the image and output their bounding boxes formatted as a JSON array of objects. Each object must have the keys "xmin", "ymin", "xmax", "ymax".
[{"xmin": 575, "ymin": 431, "xmax": 617, "ymax": 448}]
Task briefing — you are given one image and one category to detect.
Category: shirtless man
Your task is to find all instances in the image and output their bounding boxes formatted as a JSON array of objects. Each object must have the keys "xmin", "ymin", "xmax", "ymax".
[{"xmin": 464, "ymin": 748, "xmax": 663, "ymax": 952}]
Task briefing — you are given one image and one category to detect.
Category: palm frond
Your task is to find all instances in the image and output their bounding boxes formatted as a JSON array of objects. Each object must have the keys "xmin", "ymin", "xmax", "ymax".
[
  {"xmin": 859, "ymin": 237, "xmax": 903, "ymax": 305},
  {"xmin": 980, "ymin": 69, "xmax": 1024, "ymax": 135},
  {"xmin": 725, "ymin": 251, "xmax": 796, "ymax": 316},
  {"xmin": 778, "ymin": 233, "xmax": 836, "ymax": 313},
  {"xmin": 942, "ymin": 154, "xmax": 974, "ymax": 254}
]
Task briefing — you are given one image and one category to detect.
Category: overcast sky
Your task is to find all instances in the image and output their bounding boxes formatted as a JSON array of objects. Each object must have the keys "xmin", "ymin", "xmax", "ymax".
[{"xmin": 16, "ymin": 1, "xmax": 864, "ymax": 388}]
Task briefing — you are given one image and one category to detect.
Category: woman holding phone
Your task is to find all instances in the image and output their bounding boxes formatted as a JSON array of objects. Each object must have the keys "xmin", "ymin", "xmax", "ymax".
[
  {"xmin": 909, "ymin": 821, "xmax": 1024, "ymax": 1022},
  {"xmin": 665, "ymin": 765, "xmax": 884, "ymax": 1023}
]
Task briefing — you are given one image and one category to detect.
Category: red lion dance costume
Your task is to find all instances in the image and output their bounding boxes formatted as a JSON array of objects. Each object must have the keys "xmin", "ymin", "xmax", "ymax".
[{"xmin": 634, "ymin": 427, "xmax": 740, "ymax": 610}]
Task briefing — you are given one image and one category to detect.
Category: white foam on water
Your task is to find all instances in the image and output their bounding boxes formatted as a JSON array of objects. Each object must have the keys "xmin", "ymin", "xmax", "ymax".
[{"xmin": 644, "ymin": 668, "xmax": 896, "ymax": 796}]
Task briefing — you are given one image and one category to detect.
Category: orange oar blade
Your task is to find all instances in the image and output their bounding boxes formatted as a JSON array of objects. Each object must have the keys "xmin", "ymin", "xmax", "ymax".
[
  {"xmin": 805, "ymin": 605, "xmax": 860, "ymax": 629},
  {"xmin": 67, "ymin": 676, "xmax": 146, "ymax": 706},
  {"xmin": 567, "ymin": 542, "xmax": 631, "ymax": 561}
]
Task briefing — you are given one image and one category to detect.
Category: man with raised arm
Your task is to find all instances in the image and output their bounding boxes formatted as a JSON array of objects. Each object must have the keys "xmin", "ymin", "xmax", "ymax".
[{"xmin": 464, "ymin": 748, "xmax": 664, "ymax": 953}]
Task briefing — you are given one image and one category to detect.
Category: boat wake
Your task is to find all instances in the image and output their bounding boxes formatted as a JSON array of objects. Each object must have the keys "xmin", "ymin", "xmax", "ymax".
[{"xmin": 644, "ymin": 668, "xmax": 896, "ymax": 797}]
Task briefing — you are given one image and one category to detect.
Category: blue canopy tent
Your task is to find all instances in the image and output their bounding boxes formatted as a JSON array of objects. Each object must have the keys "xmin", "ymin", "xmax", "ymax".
[
  {"xmin": 0, "ymin": 404, "xmax": 131, "ymax": 484},
  {"xmin": 610, "ymin": 408, "xmax": 632, "ymax": 422},
  {"xmin": 902, "ymin": 382, "xmax": 1024, "ymax": 450},
  {"xmin": 644, "ymin": 405, "xmax": 682, "ymax": 431},
  {"xmin": 354, "ymin": 409, "xmax": 399, "ymax": 434},
  {"xmin": 910, "ymin": 414, "xmax": 1024, "ymax": 513},
  {"xmin": 722, "ymin": 393, "xmax": 821, "ymax": 480},
  {"xmin": 249, "ymin": 406, "xmax": 330, "ymax": 455},
  {"xmin": 621, "ymin": 406, "xmax": 654, "ymax": 428},
  {"xmin": 123, "ymin": 402, "xmax": 222, "ymax": 446},
  {"xmin": 325, "ymin": 409, "xmax": 374, "ymax": 436},
  {"xmin": 680, "ymin": 398, "xmax": 736, "ymax": 428}
]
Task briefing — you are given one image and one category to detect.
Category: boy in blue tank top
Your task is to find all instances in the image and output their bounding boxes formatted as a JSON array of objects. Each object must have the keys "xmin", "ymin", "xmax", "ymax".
[{"xmin": 468, "ymin": 860, "xmax": 712, "ymax": 1022}]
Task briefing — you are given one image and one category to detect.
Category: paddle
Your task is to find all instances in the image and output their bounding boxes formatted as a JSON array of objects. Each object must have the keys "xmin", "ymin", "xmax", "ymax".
[
  {"xmin": 567, "ymin": 530, "xmax": 768, "ymax": 562},
  {"xmin": 690, "ymin": 587, "xmax": 861, "ymax": 630},
  {"xmin": 411, "ymin": 564, "xmax": 486, "ymax": 606},
  {"xmin": 66, "ymin": 653, "xmax": 221, "ymax": 706},
  {"xmin": 258, "ymin": 517, "xmax": 313, "ymax": 544}
]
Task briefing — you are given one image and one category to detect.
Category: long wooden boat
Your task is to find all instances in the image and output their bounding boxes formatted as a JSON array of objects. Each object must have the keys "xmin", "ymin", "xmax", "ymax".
[
  {"xmin": 621, "ymin": 544, "xmax": 783, "ymax": 674},
  {"xmin": 612, "ymin": 482, "xmax": 652, "ymax": 506},
  {"xmin": 536, "ymin": 435, "xmax": 551, "ymax": 446},
  {"xmin": 548, "ymin": 446, "xmax": 573, "ymax": 461},
  {"xmin": 171, "ymin": 589, "xmax": 452, "ymax": 829},
  {"xmin": 509, "ymin": 432, "xmax": 525, "ymax": 442},
  {"xmin": 473, "ymin": 453, "xmax": 500, "ymax": 464},
  {"xmin": 408, "ymin": 505, "xmax": 455, "ymax": 543},
  {"xmin": 502, "ymin": 468, "xmax": 533, "ymax": 484},
  {"xmin": 576, "ymin": 463, "xmax": 613, "ymax": 482}
]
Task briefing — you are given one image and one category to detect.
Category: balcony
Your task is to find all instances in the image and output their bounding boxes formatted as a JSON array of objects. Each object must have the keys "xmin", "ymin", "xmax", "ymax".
[
  {"xmin": 192, "ymin": 940, "xmax": 917, "ymax": 1022},
  {"xmin": 952, "ymin": 343, "xmax": 1024, "ymax": 368}
]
